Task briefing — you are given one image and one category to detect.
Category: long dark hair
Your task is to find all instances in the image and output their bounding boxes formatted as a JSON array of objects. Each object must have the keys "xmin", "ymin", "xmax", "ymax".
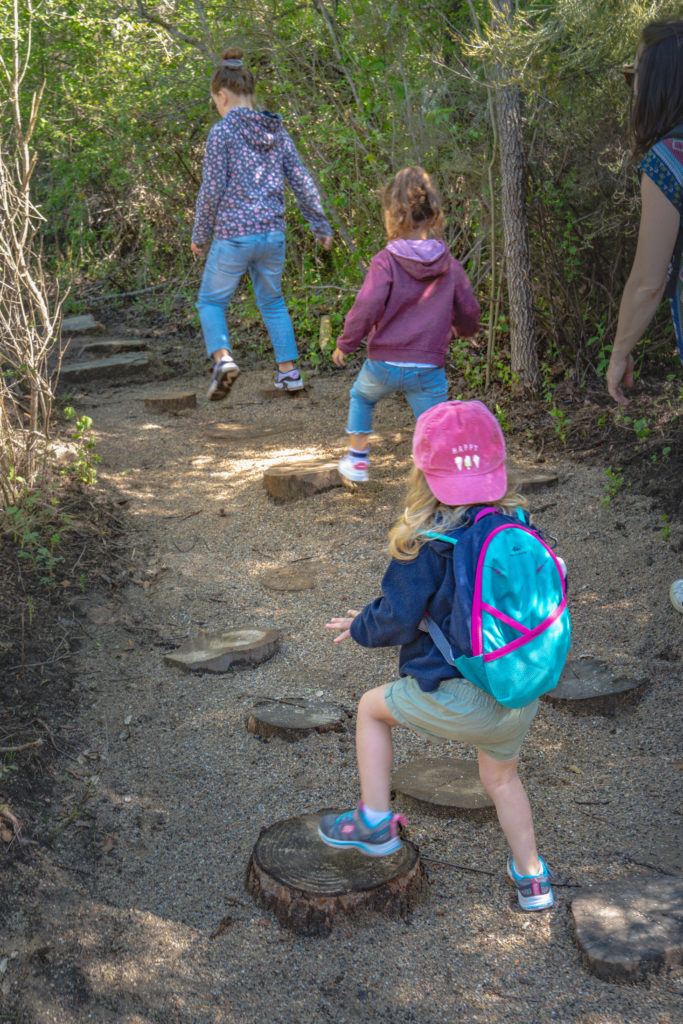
[
  {"xmin": 631, "ymin": 20, "xmax": 683, "ymax": 156},
  {"xmin": 210, "ymin": 46, "xmax": 255, "ymax": 98}
]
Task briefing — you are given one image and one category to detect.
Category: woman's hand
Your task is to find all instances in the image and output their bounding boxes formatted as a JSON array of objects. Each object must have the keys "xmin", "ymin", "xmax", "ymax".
[
  {"xmin": 331, "ymin": 347, "xmax": 346, "ymax": 367},
  {"xmin": 190, "ymin": 242, "xmax": 205, "ymax": 259},
  {"xmin": 325, "ymin": 609, "xmax": 360, "ymax": 642},
  {"xmin": 606, "ymin": 351, "xmax": 635, "ymax": 405},
  {"xmin": 318, "ymin": 235, "xmax": 333, "ymax": 251}
]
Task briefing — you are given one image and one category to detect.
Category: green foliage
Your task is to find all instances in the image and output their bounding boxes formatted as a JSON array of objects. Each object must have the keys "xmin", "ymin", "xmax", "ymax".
[
  {"xmin": 63, "ymin": 409, "xmax": 100, "ymax": 485},
  {"xmin": 602, "ymin": 465, "xmax": 625, "ymax": 506},
  {"xmin": 2, "ymin": 491, "xmax": 71, "ymax": 583}
]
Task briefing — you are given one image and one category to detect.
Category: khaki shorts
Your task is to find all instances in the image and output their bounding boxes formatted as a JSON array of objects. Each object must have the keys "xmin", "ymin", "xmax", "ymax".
[{"xmin": 385, "ymin": 675, "xmax": 538, "ymax": 762}]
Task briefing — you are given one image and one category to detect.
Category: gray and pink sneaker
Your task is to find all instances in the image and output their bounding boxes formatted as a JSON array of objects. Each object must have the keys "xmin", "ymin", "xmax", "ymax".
[
  {"xmin": 506, "ymin": 854, "xmax": 554, "ymax": 911},
  {"xmin": 318, "ymin": 803, "xmax": 406, "ymax": 856}
]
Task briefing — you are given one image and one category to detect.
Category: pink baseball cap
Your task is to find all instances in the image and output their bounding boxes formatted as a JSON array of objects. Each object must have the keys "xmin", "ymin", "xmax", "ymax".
[{"xmin": 413, "ymin": 400, "xmax": 507, "ymax": 505}]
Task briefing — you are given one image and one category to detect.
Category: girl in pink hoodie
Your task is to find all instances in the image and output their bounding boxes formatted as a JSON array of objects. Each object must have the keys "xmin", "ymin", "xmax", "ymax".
[{"xmin": 333, "ymin": 167, "xmax": 480, "ymax": 483}]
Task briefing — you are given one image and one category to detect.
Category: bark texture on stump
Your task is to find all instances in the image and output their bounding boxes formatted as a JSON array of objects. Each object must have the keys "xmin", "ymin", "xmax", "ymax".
[
  {"xmin": 246, "ymin": 699, "xmax": 348, "ymax": 741},
  {"xmin": 143, "ymin": 392, "xmax": 197, "ymax": 412},
  {"xmin": 263, "ymin": 461, "xmax": 342, "ymax": 501},
  {"xmin": 542, "ymin": 657, "xmax": 647, "ymax": 715},
  {"xmin": 247, "ymin": 812, "xmax": 425, "ymax": 935},
  {"xmin": 165, "ymin": 628, "xmax": 279, "ymax": 673},
  {"xmin": 392, "ymin": 758, "xmax": 494, "ymax": 819},
  {"xmin": 571, "ymin": 875, "xmax": 683, "ymax": 982}
]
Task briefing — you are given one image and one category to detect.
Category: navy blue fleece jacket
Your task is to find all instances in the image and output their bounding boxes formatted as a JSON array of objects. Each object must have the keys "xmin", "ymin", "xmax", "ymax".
[{"xmin": 349, "ymin": 507, "xmax": 534, "ymax": 692}]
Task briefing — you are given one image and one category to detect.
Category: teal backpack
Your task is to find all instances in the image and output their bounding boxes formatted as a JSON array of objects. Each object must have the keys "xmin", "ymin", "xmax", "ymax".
[{"xmin": 424, "ymin": 507, "xmax": 571, "ymax": 708}]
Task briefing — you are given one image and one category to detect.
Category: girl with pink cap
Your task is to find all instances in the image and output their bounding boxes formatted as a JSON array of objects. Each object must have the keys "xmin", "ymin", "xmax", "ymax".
[{"xmin": 318, "ymin": 400, "xmax": 559, "ymax": 912}]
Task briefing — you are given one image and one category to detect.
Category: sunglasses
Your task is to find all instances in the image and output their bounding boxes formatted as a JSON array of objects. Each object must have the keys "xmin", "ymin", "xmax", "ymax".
[{"xmin": 620, "ymin": 63, "xmax": 636, "ymax": 88}]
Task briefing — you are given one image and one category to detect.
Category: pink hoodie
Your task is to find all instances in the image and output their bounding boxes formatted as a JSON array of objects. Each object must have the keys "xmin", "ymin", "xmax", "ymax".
[{"xmin": 336, "ymin": 239, "xmax": 480, "ymax": 366}]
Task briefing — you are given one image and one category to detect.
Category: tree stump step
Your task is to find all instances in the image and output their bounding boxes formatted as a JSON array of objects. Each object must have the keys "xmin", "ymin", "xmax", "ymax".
[
  {"xmin": 205, "ymin": 422, "xmax": 278, "ymax": 442},
  {"xmin": 508, "ymin": 461, "xmax": 559, "ymax": 492},
  {"xmin": 246, "ymin": 699, "xmax": 348, "ymax": 741},
  {"xmin": 247, "ymin": 812, "xmax": 426, "ymax": 935},
  {"xmin": 259, "ymin": 563, "xmax": 324, "ymax": 592},
  {"xmin": 263, "ymin": 461, "xmax": 342, "ymax": 501},
  {"xmin": 260, "ymin": 381, "xmax": 311, "ymax": 400},
  {"xmin": 570, "ymin": 874, "xmax": 683, "ymax": 982},
  {"xmin": 542, "ymin": 657, "xmax": 648, "ymax": 715},
  {"xmin": 80, "ymin": 338, "xmax": 151, "ymax": 356},
  {"xmin": 392, "ymin": 757, "xmax": 494, "ymax": 819},
  {"xmin": 164, "ymin": 627, "xmax": 279, "ymax": 673},
  {"xmin": 143, "ymin": 392, "xmax": 197, "ymax": 413}
]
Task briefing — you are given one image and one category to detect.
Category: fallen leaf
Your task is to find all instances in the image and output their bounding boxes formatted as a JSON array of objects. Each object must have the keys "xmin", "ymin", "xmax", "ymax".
[
  {"xmin": 567, "ymin": 765, "xmax": 581, "ymax": 774},
  {"xmin": 101, "ymin": 835, "xmax": 116, "ymax": 854},
  {"xmin": 0, "ymin": 827, "xmax": 13, "ymax": 843}
]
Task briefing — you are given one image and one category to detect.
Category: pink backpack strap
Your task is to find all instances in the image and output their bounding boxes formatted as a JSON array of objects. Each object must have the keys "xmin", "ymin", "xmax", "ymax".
[{"xmin": 474, "ymin": 506, "xmax": 499, "ymax": 523}]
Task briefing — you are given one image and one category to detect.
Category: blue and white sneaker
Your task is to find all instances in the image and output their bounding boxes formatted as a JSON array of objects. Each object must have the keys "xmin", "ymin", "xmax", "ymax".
[
  {"xmin": 318, "ymin": 803, "xmax": 406, "ymax": 857},
  {"xmin": 208, "ymin": 356, "xmax": 240, "ymax": 401},
  {"xmin": 506, "ymin": 854, "xmax": 554, "ymax": 911}
]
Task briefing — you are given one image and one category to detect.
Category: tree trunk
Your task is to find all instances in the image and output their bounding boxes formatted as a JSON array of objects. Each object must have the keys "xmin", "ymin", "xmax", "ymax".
[{"xmin": 491, "ymin": 1, "xmax": 538, "ymax": 386}]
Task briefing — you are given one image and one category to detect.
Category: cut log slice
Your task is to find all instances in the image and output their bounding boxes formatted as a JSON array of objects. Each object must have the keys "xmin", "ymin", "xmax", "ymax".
[
  {"xmin": 508, "ymin": 461, "xmax": 559, "ymax": 492},
  {"xmin": 247, "ymin": 811, "xmax": 426, "ymax": 935},
  {"xmin": 246, "ymin": 699, "xmax": 347, "ymax": 741},
  {"xmin": 165, "ymin": 627, "xmax": 279, "ymax": 673},
  {"xmin": 143, "ymin": 392, "xmax": 197, "ymax": 413},
  {"xmin": 542, "ymin": 657, "xmax": 648, "ymax": 715},
  {"xmin": 259, "ymin": 563, "xmax": 324, "ymax": 592},
  {"xmin": 392, "ymin": 757, "xmax": 494, "ymax": 819},
  {"xmin": 205, "ymin": 422, "xmax": 278, "ymax": 442},
  {"xmin": 570, "ymin": 874, "xmax": 683, "ymax": 982},
  {"xmin": 260, "ymin": 382, "xmax": 311, "ymax": 400},
  {"xmin": 263, "ymin": 461, "xmax": 342, "ymax": 501}
]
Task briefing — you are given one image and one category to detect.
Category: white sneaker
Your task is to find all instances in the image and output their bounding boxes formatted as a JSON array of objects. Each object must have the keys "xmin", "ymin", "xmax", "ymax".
[
  {"xmin": 208, "ymin": 356, "xmax": 240, "ymax": 401},
  {"xmin": 670, "ymin": 578, "xmax": 683, "ymax": 614},
  {"xmin": 338, "ymin": 453, "xmax": 369, "ymax": 483},
  {"xmin": 274, "ymin": 369, "xmax": 304, "ymax": 392}
]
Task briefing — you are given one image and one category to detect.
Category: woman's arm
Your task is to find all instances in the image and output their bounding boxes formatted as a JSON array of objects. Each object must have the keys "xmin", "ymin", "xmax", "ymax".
[{"xmin": 606, "ymin": 173, "xmax": 680, "ymax": 404}]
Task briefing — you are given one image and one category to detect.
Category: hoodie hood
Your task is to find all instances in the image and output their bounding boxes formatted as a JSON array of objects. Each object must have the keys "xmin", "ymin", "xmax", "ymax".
[
  {"xmin": 228, "ymin": 107, "xmax": 284, "ymax": 153},
  {"xmin": 386, "ymin": 238, "xmax": 451, "ymax": 280}
]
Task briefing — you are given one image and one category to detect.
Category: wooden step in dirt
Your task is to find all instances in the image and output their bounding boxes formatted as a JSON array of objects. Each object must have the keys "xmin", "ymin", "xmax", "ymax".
[
  {"xmin": 143, "ymin": 392, "xmax": 197, "ymax": 413},
  {"xmin": 392, "ymin": 757, "xmax": 494, "ymax": 819},
  {"xmin": 247, "ymin": 811, "xmax": 425, "ymax": 935},
  {"xmin": 78, "ymin": 338, "xmax": 151, "ymax": 356},
  {"xmin": 570, "ymin": 874, "xmax": 683, "ymax": 981},
  {"xmin": 61, "ymin": 314, "xmax": 105, "ymax": 335},
  {"xmin": 165, "ymin": 627, "xmax": 280, "ymax": 674},
  {"xmin": 59, "ymin": 352, "xmax": 150, "ymax": 385},
  {"xmin": 542, "ymin": 657, "xmax": 648, "ymax": 715},
  {"xmin": 508, "ymin": 461, "xmax": 559, "ymax": 492},
  {"xmin": 259, "ymin": 562, "xmax": 324, "ymax": 592},
  {"xmin": 205, "ymin": 422, "xmax": 279, "ymax": 443},
  {"xmin": 263, "ymin": 461, "xmax": 342, "ymax": 501},
  {"xmin": 246, "ymin": 698, "xmax": 348, "ymax": 741}
]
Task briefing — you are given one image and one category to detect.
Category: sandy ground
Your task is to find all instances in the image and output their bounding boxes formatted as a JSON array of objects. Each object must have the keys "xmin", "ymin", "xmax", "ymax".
[{"xmin": 2, "ymin": 362, "xmax": 682, "ymax": 1024}]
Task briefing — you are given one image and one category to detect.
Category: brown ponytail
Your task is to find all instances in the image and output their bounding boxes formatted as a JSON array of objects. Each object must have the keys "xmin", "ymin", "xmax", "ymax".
[
  {"xmin": 382, "ymin": 166, "xmax": 445, "ymax": 240},
  {"xmin": 210, "ymin": 46, "xmax": 255, "ymax": 98}
]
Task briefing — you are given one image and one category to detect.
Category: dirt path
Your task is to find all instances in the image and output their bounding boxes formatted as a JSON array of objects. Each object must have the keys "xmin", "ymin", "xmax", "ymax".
[{"xmin": 3, "ymin": 362, "xmax": 682, "ymax": 1023}]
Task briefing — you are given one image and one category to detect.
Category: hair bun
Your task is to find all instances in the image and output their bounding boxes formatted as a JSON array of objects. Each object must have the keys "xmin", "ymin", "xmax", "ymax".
[{"xmin": 222, "ymin": 46, "xmax": 244, "ymax": 61}]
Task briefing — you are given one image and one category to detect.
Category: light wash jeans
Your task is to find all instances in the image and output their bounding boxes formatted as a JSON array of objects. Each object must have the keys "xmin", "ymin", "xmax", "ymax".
[
  {"xmin": 197, "ymin": 232, "xmax": 298, "ymax": 363},
  {"xmin": 346, "ymin": 359, "xmax": 449, "ymax": 434}
]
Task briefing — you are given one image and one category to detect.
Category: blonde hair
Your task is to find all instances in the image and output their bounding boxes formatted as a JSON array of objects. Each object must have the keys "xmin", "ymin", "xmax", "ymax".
[
  {"xmin": 211, "ymin": 46, "xmax": 255, "ymax": 97},
  {"xmin": 388, "ymin": 465, "xmax": 528, "ymax": 562},
  {"xmin": 382, "ymin": 166, "xmax": 445, "ymax": 240}
]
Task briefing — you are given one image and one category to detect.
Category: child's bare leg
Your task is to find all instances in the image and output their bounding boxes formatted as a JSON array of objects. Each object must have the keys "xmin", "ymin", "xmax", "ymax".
[
  {"xmin": 478, "ymin": 749, "xmax": 541, "ymax": 876},
  {"xmin": 356, "ymin": 685, "xmax": 400, "ymax": 811},
  {"xmin": 348, "ymin": 432, "xmax": 371, "ymax": 453}
]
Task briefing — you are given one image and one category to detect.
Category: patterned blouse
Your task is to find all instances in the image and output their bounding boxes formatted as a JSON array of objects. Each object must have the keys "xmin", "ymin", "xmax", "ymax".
[
  {"xmin": 640, "ymin": 136, "xmax": 683, "ymax": 211},
  {"xmin": 192, "ymin": 107, "xmax": 332, "ymax": 245}
]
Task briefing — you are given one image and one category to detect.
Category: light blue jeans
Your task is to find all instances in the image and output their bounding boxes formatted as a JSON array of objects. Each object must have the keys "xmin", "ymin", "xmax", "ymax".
[
  {"xmin": 197, "ymin": 232, "xmax": 298, "ymax": 363},
  {"xmin": 346, "ymin": 359, "xmax": 449, "ymax": 434}
]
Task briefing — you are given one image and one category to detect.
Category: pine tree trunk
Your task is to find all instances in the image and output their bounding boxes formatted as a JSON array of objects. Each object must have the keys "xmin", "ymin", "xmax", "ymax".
[{"xmin": 491, "ymin": 1, "xmax": 538, "ymax": 386}]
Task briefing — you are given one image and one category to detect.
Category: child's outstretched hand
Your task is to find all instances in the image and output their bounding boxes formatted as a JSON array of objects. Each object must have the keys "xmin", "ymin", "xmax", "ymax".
[
  {"xmin": 325, "ymin": 609, "xmax": 360, "ymax": 642},
  {"xmin": 331, "ymin": 347, "xmax": 346, "ymax": 368}
]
